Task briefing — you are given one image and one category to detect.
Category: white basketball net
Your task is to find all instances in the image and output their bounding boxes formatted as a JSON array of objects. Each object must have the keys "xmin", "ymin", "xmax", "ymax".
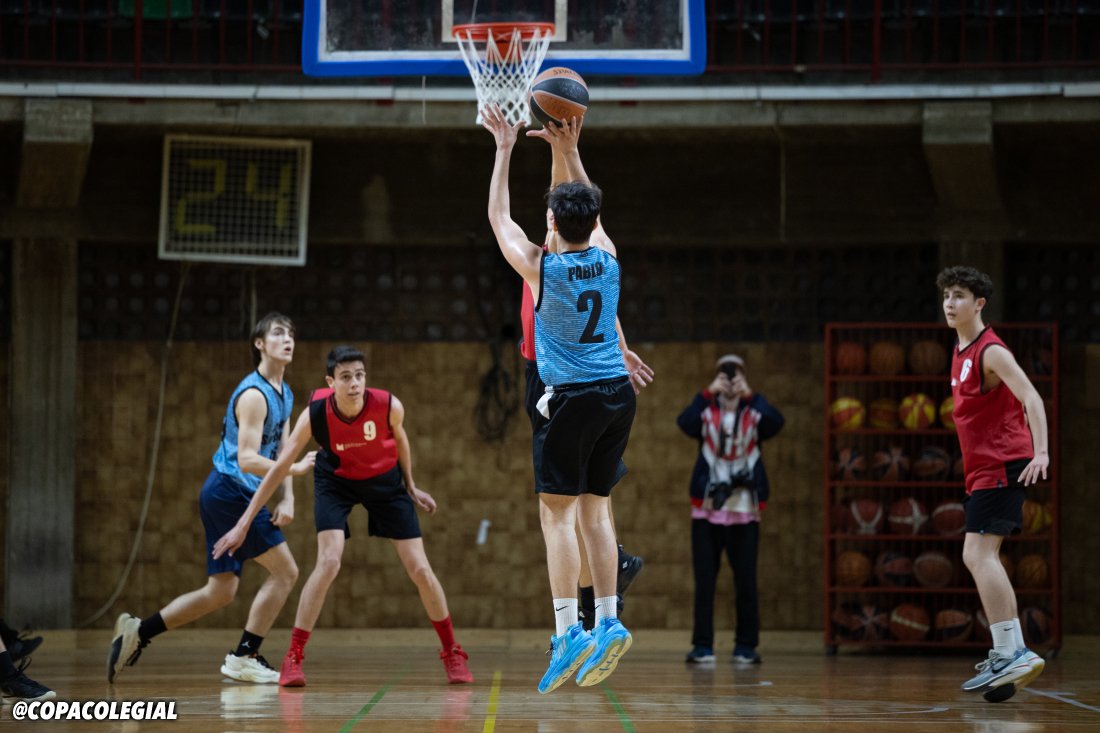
[{"xmin": 455, "ymin": 26, "xmax": 553, "ymax": 126}]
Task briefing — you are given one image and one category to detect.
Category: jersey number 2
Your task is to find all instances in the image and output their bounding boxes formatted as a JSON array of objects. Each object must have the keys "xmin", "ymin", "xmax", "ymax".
[{"xmin": 577, "ymin": 290, "xmax": 605, "ymax": 344}]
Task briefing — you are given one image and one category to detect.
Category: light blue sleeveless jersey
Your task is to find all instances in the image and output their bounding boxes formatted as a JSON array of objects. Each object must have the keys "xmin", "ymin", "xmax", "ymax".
[
  {"xmin": 535, "ymin": 247, "xmax": 628, "ymax": 387},
  {"xmin": 212, "ymin": 371, "xmax": 294, "ymax": 492}
]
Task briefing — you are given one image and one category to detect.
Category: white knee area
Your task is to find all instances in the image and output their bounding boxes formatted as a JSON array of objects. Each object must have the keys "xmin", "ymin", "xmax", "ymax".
[
  {"xmin": 317, "ymin": 554, "xmax": 342, "ymax": 581},
  {"xmin": 408, "ymin": 563, "xmax": 435, "ymax": 588}
]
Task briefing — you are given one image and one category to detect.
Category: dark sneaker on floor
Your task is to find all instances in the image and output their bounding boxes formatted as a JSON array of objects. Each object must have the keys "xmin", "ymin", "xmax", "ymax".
[
  {"xmin": 733, "ymin": 648, "xmax": 762, "ymax": 664},
  {"xmin": 1, "ymin": 661, "xmax": 56, "ymax": 703},
  {"xmin": 685, "ymin": 646, "xmax": 716, "ymax": 664}
]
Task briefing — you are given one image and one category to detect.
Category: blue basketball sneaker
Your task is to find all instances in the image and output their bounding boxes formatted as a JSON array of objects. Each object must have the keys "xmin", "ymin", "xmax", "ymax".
[
  {"xmin": 576, "ymin": 618, "xmax": 633, "ymax": 687},
  {"xmin": 962, "ymin": 648, "xmax": 1043, "ymax": 693},
  {"xmin": 538, "ymin": 624, "xmax": 595, "ymax": 694}
]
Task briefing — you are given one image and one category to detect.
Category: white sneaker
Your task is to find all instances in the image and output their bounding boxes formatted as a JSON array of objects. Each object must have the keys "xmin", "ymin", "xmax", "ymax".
[
  {"xmin": 106, "ymin": 613, "xmax": 143, "ymax": 683},
  {"xmin": 221, "ymin": 653, "xmax": 279, "ymax": 683}
]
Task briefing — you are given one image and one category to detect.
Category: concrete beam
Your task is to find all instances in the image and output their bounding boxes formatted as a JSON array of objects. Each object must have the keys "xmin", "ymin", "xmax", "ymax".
[
  {"xmin": 922, "ymin": 102, "xmax": 1004, "ymax": 213},
  {"xmin": 5, "ymin": 99, "xmax": 90, "ymax": 627}
]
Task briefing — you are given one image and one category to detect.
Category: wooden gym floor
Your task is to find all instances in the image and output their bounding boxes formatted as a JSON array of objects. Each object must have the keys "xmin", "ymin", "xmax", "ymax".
[{"xmin": 6, "ymin": 629, "xmax": 1099, "ymax": 731}]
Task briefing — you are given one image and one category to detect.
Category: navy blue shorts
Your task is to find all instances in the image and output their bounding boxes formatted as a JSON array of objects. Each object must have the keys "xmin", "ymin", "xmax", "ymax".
[
  {"xmin": 534, "ymin": 376, "xmax": 636, "ymax": 497},
  {"xmin": 199, "ymin": 470, "xmax": 286, "ymax": 576},
  {"xmin": 964, "ymin": 459, "xmax": 1029, "ymax": 536},
  {"xmin": 314, "ymin": 466, "xmax": 422, "ymax": 540}
]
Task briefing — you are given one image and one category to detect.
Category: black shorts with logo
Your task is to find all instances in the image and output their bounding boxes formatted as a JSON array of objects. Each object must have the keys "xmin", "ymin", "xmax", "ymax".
[
  {"xmin": 534, "ymin": 376, "xmax": 636, "ymax": 497},
  {"xmin": 964, "ymin": 458, "xmax": 1029, "ymax": 536},
  {"xmin": 314, "ymin": 465, "xmax": 422, "ymax": 540}
]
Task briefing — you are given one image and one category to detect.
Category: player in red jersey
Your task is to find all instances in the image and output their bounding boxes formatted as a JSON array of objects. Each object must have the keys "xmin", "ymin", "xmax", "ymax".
[
  {"xmin": 939, "ymin": 266, "xmax": 1048, "ymax": 702},
  {"xmin": 214, "ymin": 345, "xmax": 472, "ymax": 686}
]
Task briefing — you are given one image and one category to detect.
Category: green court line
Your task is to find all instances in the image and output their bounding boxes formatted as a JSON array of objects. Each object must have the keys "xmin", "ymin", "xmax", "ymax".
[
  {"xmin": 482, "ymin": 670, "xmax": 503, "ymax": 733},
  {"xmin": 602, "ymin": 686, "xmax": 636, "ymax": 733},
  {"xmin": 339, "ymin": 680, "xmax": 398, "ymax": 732}
]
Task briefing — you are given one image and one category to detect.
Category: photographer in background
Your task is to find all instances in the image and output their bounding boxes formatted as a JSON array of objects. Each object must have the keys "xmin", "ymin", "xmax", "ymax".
[{"xmin": 676, "ymin": 354, "xmax": 785, "ymax": 665}]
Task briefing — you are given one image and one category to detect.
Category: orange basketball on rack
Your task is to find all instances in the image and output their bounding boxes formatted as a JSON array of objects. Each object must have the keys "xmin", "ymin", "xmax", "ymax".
[
  {"xmin": 909, "ymin": 339, "xmax": 948, "ymax": 375},
  {"xmin": 870, "ymin": 446, "xmax": 910, "ymax": 481},
  {"xmin": 832, "ymin": 448, "xmax": 866, "ymax": 481},
  {"xmin": 1020, "ymin": 606, "xmax": 1052, "ymax": 645},
  {"xmin": 832, "ymin": 603, "xmax": 889, "ymax": 640},
  {"xmin": 868, "ymin": 397, "xmax": 899, "ymax": 429},
  {"xmin": 1022, "ymin": 499, "xmax": 1045, "ymax": 534},
  {"xmin": 874, "ymin": 551, "xmax": 913, "ymax": 586},
  {"xmin": 528, "ymin": 67, "xmax": 589, "ymax": 127},
  {"xmin": 912, "ymin": 446, "xmax": 952, "ymax": 481},
  {"xmin": 888, "ymin": 497, "xmax": 928, "ymax": 535},
  {"xmin": 933, "ymin": 609, "xmax": 974, "ymax": 642},
  {"xmin": 835, "ymin": 550, "xmax": 872, "ymax": 587},
  {"xmin": 849, "ymin": 498, "xmax": 884, "ymax": 535},
  {"xmin": 869, "ymin": 341, "xmax": 906, "ymax": 375},
  {"xmin": 834, "ymin": 341, "xmax": 868, "ymax": 375},
  {"xmin": 1016, "ymin": 554, "xmax": 1049, "ymax": 588},
  {"xmin": 931, "ymin": 500, "xmax": 966, "ymax": 535},
  {"xmin": 939, "ymin": 396, "xmax": 955, "ymax": 431},
  {"xmin": 889, "ymin": 603, "xmax": 930, "ymax": 641},
  {"xmin": 899, "ymin": 393, "xmax": 936, "ymax": 430},
  {"xmin": 913, "ymin": 550, "xmax": 955, "ymax": 587},
  {"xmin": 830, "ymin": 397, "xmax": 865, "ymax": 431}
]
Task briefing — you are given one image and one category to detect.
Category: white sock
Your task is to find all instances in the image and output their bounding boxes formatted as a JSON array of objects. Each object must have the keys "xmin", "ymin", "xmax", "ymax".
[
  {"xmin": 553, "ymin": 598, "xmax": 578, "ymax": 637},
  {"xmin": 595, "ymin": 596, "xmax": 618, "ymax": 624},
  {"xmin": 990, "ymin": 619, "xmax": 1021, "ymax": 657},
  {"xmin": 1011, "ymin": 619, "xmax": 1027, "ymax": 650}
]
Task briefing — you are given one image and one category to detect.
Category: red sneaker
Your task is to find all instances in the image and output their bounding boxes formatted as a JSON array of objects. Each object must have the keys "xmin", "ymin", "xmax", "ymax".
[
  {"xmin": 440, "ymin": 645, "xmax": 473, "ymax": 684},
  {"xmin": 279, "ymin": 647, "xmax": 307, "ymax": 687}
]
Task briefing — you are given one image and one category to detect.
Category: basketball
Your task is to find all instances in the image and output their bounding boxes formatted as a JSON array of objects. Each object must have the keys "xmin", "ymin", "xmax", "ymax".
[
  {"xmin": 939, "ymin": 396, "xmax": 955, "ymax": 431},
  {"xmin": 953, "ymin": 456, "xmax": 965, "ymax": 479},
  {"xmin": 933, "ymin": 609, "xmax": 974, "ymax": 642},
  {"xmin": 528, "ymin": 67, "xmax": 589, "ymax": 127},
  {"xmin": 1022, "ymin": 499, "xmax": 1053, "ymax": 534},
  {"xmin": 931, "ymin": 500, "xmax": 966, "ymax": 535},
  {"xmin": 887, "ymin": 497, "xmax": 928, "ymax": 535},
  {"xmin": 832, "ymin": 603, "xmax": 888, "ymax": 640},
  {"xmin": 1020, "ymin": 606, "xmax": 1052, "ymax": 645},
  {"xmin": 913, "ymin": 550, "xmax": 955, "ymax": 587},
  {"xmin": 868, "ymin": 397, "xmax": 899, "ymax": 429},
  {"xmin": 835, "ymin": 550, "xmax": 872, "ymax": 587},
  {"xmin": 869, "ymin": 341, "xmax": 906, "ymax": 375},
  {"xmin": 912, "ymin": 446, "xmax": 952, "ymax": 481},
  {"xmin": 1016, "ymin": 554, "xmax": 1049, "ymax": 588},
  {"xmin": 889, "ymin": 603, "xmax": 930, "ymax": 641},
  {"xmin": 834, "ymin": 341, "xmax": 867, "ymax": 374},
  {"xmin": 849, "ymin": 498, "xmax": 884, "ymax": 534},
  {"xmin": 870, "ymin": 446, "xmax": 910, "ymax": 481},
  {"xmin": 909, "ymin": 339, "xmax": 948, "ymax": 375},
  {"xmin": 832, "ymin": 447, "xmax": 866, "ymax": 481},
  {"xmin": 874, "ymin": 551, "xmax": 913, "ymax": 586},
  {"xmin": 898, "ymin": 393, "xmax": 936, "ymax": 430},
  {"xmin": 830, "ymin": 397, "xmax": 865, "ymax": 431}
]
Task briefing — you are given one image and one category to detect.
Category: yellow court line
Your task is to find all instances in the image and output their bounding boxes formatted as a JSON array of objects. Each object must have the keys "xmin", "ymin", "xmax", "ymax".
[{"xmin": 482, "ymin": 670, "xmax": 503, "ymax": 733}]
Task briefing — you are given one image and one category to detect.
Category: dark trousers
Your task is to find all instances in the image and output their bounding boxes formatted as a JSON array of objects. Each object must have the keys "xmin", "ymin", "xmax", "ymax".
[{"xmin": 690, "ymin": 518, "xmax": 760, "ymax": 650}]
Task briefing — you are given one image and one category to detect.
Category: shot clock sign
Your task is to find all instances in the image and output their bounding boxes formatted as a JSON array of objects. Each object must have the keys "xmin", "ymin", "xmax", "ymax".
[{"xmin": 158, "ymin": 135, "xmax": 312, "ymax": 265}]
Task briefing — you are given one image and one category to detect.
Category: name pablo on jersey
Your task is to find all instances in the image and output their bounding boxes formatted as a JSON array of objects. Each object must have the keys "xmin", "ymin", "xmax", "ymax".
[{"xmin": 567, "ymin": 262, "xmax": 604, "ymax": 281}]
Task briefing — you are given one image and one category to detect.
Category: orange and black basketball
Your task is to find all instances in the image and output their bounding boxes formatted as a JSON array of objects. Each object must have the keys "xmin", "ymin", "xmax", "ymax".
[
  {"xmin": 933, "ymin": 609, "xmax": 974, "ymax": 642},
  {"xmin": 874, "ymin": 551, "xmax": 913, "ymax": 586},
  {"xmin": 832, "ymin": 603, "xmax": 888, "ymax": 640},
  {"xmin": 912, "ymin": 446, "xmax": 952, "ymax": 481},
  {"xmin": 835, "ymin": 550, "xmax": 872, "ymax": 587},
  {"xmin": 889, "ymin": 603, "xmax": 930, "ymax": 641},
  {"xmin": 870, "ymin": 446, "xmax": 910, "ymax": 481},
  {"xmin": 913, "ymin": 550, "xmax": 955, "ymax": 587},
  {"xmin": 888, "ymin": 496, "xmax": 929, "ymax": 535},
  {"xmin": 869, "ymin": 341, "xmax": 906, "ymax": 375},
  {"xmin": 909, "ymin": 339, "xmax": 948, "ymax": 375},
  {"xmin": 834, "ymin": 341, "xmax": 868, "ymax": 374},
  {"xmin": 528, "ymin": 67, "xmax": 589, "ymax": 127},
  {"xmin": 832, "ymin": 447, "xmax": 866, "ymax": 481},
  {"xmin": 931, "ymin": 499, "xmax": 966, "ymax": 535},
  {"xmin": 1016, "ymin": 554, "xmax": 1049, "ymax": 588},
  {"xmin": 1020, "ymin": 606, "xmax": 1052, "ymax": 645},
  {"xmin": 849, "ymin": 498, "xmax": 884, "ymax": 534}
]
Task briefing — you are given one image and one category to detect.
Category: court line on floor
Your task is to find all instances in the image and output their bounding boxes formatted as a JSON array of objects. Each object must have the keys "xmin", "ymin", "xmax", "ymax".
[
  {"xmin": 1027, "ymin": 689, "xmax": 1100, "ymax": 713},
  {"xmin": 339, "ymin": 677, "xmax": 400, "ymax": 732},
  {"xmin": 482, "ymin": 670, "xmax": 503, "ymax": 733},
  {"xmin": 602, "ymin": 686, "xmax": 636, "ymax": 733}
]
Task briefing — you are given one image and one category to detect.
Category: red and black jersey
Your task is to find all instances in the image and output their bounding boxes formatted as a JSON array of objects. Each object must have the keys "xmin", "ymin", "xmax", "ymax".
[
  {"xmin": 950, "ymin": 326, "xmax": 1034, "ymax": 493},
  {"xmin": 309, "ymin": 387, "xmax": 398, "ymax": 481}
]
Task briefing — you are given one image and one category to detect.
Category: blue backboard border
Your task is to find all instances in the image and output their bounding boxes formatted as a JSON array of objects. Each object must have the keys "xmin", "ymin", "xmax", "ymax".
[{"xmin": 302, "ymin": 1, "xmax": 706, "ymax": 77}]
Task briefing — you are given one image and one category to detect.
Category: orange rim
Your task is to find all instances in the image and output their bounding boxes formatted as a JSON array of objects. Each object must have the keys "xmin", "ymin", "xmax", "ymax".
[{"xmin": 452, "ymin": 22, "xmax": 555, "ymax": 43}]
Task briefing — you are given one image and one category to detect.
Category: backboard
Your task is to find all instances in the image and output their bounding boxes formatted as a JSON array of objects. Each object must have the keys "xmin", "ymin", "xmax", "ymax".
[{"xmin": 303, "ymin": 0, "xmax": 705, "ymax": 77}]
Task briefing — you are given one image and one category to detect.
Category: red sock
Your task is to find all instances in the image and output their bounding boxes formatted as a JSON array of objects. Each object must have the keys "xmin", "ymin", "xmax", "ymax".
[
  {"xmin": 290, "ymin": 627, "xmax": 311, "ymax": 652},
  {"xmin": 432, "ymin": 616, "xmax": 457, "ymax": 650}
]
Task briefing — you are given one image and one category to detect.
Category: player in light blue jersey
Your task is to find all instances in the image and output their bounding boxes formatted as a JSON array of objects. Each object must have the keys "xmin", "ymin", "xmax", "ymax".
[
  {"xmin": 483, "ymin": 104, "xmax": 636, "ymax": 692},
  {"xmin": 107, "ymin": 312, "xmax": 315, "ymax": 686}
]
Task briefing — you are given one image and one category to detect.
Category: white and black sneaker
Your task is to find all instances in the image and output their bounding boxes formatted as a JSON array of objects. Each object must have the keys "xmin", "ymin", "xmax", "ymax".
[
  {"xmin": 106, "ymin": 613, "xmax": 145, "ymax": 683},
  {"xmin": 221, "ymin": 652, "xmax": 279, "ymax": 684}
]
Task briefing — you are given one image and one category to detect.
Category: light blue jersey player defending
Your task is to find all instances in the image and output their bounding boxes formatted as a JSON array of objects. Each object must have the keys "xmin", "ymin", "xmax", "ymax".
[
  {"xmin": 483, "ymin": 104, "xmax": 635, "ymax": 693},
  {"xmin": 107, "ymin": 312, "xmax": 315, "ymax": 685}
]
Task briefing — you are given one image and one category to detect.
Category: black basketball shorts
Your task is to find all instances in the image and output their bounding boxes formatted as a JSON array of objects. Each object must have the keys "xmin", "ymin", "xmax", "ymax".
[
  {"xmin": 314, "ymin": 466, "xmax": 422, "ymax": 540},
  {"xmin": 963, "ymin": 458, "xmax": 1030, "ymax": 536}
]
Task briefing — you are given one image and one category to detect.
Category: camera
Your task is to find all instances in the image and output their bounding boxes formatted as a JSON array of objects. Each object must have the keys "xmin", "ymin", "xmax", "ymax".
[{"xmin": 706, "ymin": 469, "xmax": 754, "ymax": 509}]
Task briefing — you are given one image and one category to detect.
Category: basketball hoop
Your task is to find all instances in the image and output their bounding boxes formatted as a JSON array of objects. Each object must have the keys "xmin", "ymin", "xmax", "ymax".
[{"xmin": 453, "ymin": 22, "xmax": 555, "ymax": 126}]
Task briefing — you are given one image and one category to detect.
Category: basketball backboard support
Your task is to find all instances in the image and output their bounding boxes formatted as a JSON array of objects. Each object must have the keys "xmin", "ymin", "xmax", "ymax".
[{"xmin": 303, "ymin": 1, "xmax": 705, "ymax": 77}]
